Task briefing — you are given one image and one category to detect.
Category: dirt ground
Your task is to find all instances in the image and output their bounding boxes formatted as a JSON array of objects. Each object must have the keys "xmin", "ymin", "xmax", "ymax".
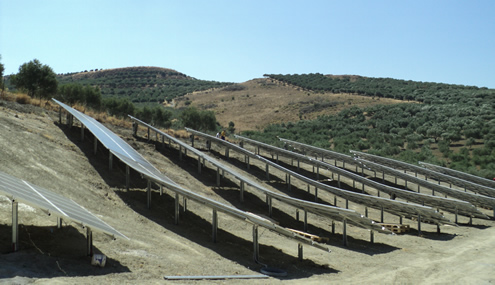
[{"xmin": 0, "ymin": 99, "xmax": 494, "ymax": 284}]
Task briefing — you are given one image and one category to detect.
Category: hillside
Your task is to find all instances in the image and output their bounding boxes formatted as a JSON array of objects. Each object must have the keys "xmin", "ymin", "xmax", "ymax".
[
  {"xmin": 0, "ymin": 99, "xmax": 494, "ymax": 283},
  {"xmin": 56, "ymin": 66, "xmax": 233, "ymax": 104},
  {"xmin": 174, "ymin": 78, "xmax": 410, "ymax": 132}
]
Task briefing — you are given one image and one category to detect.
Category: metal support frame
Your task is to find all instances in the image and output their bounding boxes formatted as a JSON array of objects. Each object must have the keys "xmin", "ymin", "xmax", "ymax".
[
  {"xmin": 298, "ymin": 243, "xmax": 303, "ymax": 261},
  {"xmin": 86, "ymin": 227, "xmax": 93, "ymax": 256},
  {"xmin": 212, "ymin": 209, "xmax": 218, "ymax": 242},
  {"xmin": 253, "ymin": 225, "xmax": 259, "ymax": 262},
  {"xmin": 303, "ymin": 210, "xmax": 308, "ymax": 232},
  {"xmin": 216, "ymin": 167, "xmax": 221, "ymax": 186},
  {"xmin": 175, "ymin": 193, "xmax": 180, "ymax": 225},
  {"xmin": 57, "ymin": 217, "xmax": 62, "ymax": 229},
  {"xmin": 267, "ymin": 196, "xmax": 273, "ymax": 217},
  {"xmin": 147, "ymin": 180, "xmax": 151, "ymax": 209},
  {"xmin": 225, "ymin": 147, "xmax": 230, "ymax": 159},
  {"xmin": 265, "ymin": 164, "xmax": 270, "ymax": 180},
  {"xmin": 370, "ymin": 230, "xmax": 374, "ymax": 243},
  {"xmin": 12, "ymin": 201, "xmax": 18, "ymax": 252},
  {"xmin": 126, "ymin": 165, "xmax": 130, "ymax": 191},
  {"xmin": 287, "ymin": 174, "xmax": 291, "ymax": 191},
  {"xmin": 343, "ymin": 219, "xmax": 348, "ymax": 246},
  {"xmin": 240, "ymin": 181, "xmax": 245, "ymax": 202},
  {"xmin": 417, "ymin": 214, "xmax": 422, "ymax": 236}
]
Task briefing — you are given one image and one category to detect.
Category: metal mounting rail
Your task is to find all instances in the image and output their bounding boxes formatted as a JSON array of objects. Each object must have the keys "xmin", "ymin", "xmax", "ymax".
[
  {"xmin": 349, "ymin": 151, "xmax": 495, "ymax": 198},
  {"xmin": 186, "ymin": 130, "xmax": 454, "ymax": 227},
  {"xmin": 129, "ymin": 116, "xmax": 393, "ymax": 238},
  {"xmin": 275, "ymin": 138, "xmax": 486, "ymax": 219},
  {"xmin": 53, "ymin": 99, "xmax": 330, "ymax": 260}
]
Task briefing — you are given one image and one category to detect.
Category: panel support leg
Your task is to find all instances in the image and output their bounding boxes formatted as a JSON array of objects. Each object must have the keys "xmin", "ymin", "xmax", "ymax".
[
  {"xmin": 240, "ymin": 181, "xmax": 245, "ymax": 202},
  {"xmin": 86, "ymin": 227, "xmax": 93, "ymax": 256},
  {"xmin": 267, "ymin": 196, "xmax": 272, "ymax": 217},
  {"xmin": 418, "ymin": 214, "xmax": 422, "ymax": 236},
  {"xmin": 253, "ymin": 225, "xmax": 259, "ymax": 262},
  {"xmin": 343, "ymin": 219, "xmax": 348, "ymax": 246},
  {"xmin": 57, "ymin": 217, "xmax": 62, "ymax": 229},
  {"xmin": 126, "ymin": 165, "xmax": 130, "ymax": 191},
  {"xmin": 370, "ymin": 230, "xmax": 374, "ymax": 243},
  {"xmin": 216, "ymin": 167, "xmax": 220, "ymax": 186},
  {"xmin": 304, "ymin": 210, "xmax": 308, "ymax": 232},
  {"xmin": 298, "ymin": 243, "xmax": 303, "ymax": 261},
  {"xmin": 174, "ymin": 193, "xmax": 180, "ymax": 225},
  {"xmin": 266, "ymin": 164, "xmax": 270, "ymax": 180},
  {"xmin": 12, "ymin": 201, "xmax": 18, "ymax": 252},
  {"xmin": 212, "ymin": 209, "xmax": 218, "ymax": 243},
  {"xmin": 147, "ymin": 180, "xmax": 151, "ymax": 209}
]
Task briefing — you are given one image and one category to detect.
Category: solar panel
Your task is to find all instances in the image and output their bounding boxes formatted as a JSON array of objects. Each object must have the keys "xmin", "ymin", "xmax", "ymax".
[
  {"xmin": 274, "ymin": 138, "xmax": 485, "ymax": 218},
  {"xmin": 188, "ymin": 131, "xmax": 454, "ymax": 226},
  {"xmin": 53, "ymin": 100, "xmax": 330, "ymax": 255},
  {"xmin": 131, "ymin": 117, "xmax": 391, "ymax": 234},
  {"xmin": 352, "ymin": 156, "xmax": 495, "ymax": 210},
  {"xmin": 419, "ymin": 161, "xmax": 495, "ymax": 191},
  {"xmin": 0, "ymin": 170, "xmax": 128, "ymax": 240},
  {"xmin": 350, "ymin": 151, "xmax": 495, "ymax": 198}
]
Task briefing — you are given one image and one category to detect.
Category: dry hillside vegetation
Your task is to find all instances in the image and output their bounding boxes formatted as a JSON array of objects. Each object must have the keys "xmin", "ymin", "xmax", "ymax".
[{"xmin": 174, "ymin": 78, "xmax": 412, "ymax": 131}]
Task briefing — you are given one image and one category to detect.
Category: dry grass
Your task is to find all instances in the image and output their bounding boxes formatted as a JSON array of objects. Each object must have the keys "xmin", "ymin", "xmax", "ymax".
[
  {"xmin": 14, "ymin": 94, "xmax": 32, "ymax": 104},
  {"xmin": 175, "ymin": 78, "xmax": 416, "ymax": 132}
]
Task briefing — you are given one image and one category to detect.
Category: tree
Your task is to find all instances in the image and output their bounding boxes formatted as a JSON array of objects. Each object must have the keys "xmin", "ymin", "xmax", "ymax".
[{"xmin": 11, "ymin": 59, "xmax": 57, "ymax": 100}]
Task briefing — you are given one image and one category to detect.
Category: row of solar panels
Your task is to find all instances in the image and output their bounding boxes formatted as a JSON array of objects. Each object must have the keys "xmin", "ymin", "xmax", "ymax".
[
  {"xmin": 235, "ymin": 135, "xmax": 493, "ymax": 218},
  {"xmin": 276, "ymin": 138, "xmax": 488, "ymax": 218},
  {"xmin": 185, "ymin": 129, "xmax": 454, "ymax": 225},
  {"xmin": 53, "ymin": 99, "xmax": 331, "ymax": 255},
  {"xmin": 129, "ymin": 116, "xmax": 391, "ymax": 234},
  {"xmin": 349, "ymin": 150, "xmax": 495, "ymax": 198}
]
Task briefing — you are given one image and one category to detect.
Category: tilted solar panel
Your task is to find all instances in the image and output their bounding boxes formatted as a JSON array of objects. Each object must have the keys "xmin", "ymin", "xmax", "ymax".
[{"xmin": 0, "ymin": 170, "xmax": 128, "ymax": 239}]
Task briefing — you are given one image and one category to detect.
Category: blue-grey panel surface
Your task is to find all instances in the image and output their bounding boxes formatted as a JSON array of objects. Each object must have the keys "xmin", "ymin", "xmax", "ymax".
[
  {"xmin": 53, "ymin": 100, "xmax": 330, "ymax": 252},
  {"xmin": 0, "ymin": 170, "xmax": 128, "ymax": 239}
]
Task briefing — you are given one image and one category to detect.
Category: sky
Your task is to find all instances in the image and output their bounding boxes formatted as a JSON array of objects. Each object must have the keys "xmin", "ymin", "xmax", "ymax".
[{"xmin": 1, "ymin": 0, "xmax": 494, "ymax": 88}]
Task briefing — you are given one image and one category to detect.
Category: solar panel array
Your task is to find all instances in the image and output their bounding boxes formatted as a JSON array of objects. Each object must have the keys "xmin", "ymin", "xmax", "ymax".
[
  {"xmin": 188, "ymin": 131, "xmax": 454, "ymax": 225},
  {"xmin": 419, "ymin": 161, "xmax": 495, "ymax": 190},
  {"xmin": 53, "ymin": 100, "xmax": 330, "ymax": 254},
  {"xmin": 0, "ymin": 170, "xmax": 128, "ymax": 239},
  {"xmin": 278, "ymin": 138, "xmax": 486, "ymax": 218},
  {"xmin": 352, "ymin": 156, "xmax": 495, "ymax": 210},
  {"xmin": 350, "ymin": 151, "xmax": 495, "ymax": 198},
  {"xmin": 130, "ymin": 116, "xmax": 391, "ymax": 234}
]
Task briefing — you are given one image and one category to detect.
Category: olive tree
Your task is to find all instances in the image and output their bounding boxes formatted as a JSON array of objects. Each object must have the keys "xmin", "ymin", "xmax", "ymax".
[{"xmin": 11, "ymin": 59, "xmax": 57, "ymax": 100}]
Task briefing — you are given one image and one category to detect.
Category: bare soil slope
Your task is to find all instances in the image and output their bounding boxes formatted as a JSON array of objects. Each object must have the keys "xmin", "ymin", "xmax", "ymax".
[
  {"xmin": 0, "ymin": 100, "xmax": 494, "ymax": 284},
  {"xmin": 174, "ymin": 78, "xmax": 411, "ymax": 131}
]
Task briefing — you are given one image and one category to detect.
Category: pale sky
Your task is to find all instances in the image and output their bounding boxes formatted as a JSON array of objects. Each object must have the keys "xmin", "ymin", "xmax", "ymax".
[{"xmin": 1, "ymin": 0, "xmax": 494, "ymax": 88}]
